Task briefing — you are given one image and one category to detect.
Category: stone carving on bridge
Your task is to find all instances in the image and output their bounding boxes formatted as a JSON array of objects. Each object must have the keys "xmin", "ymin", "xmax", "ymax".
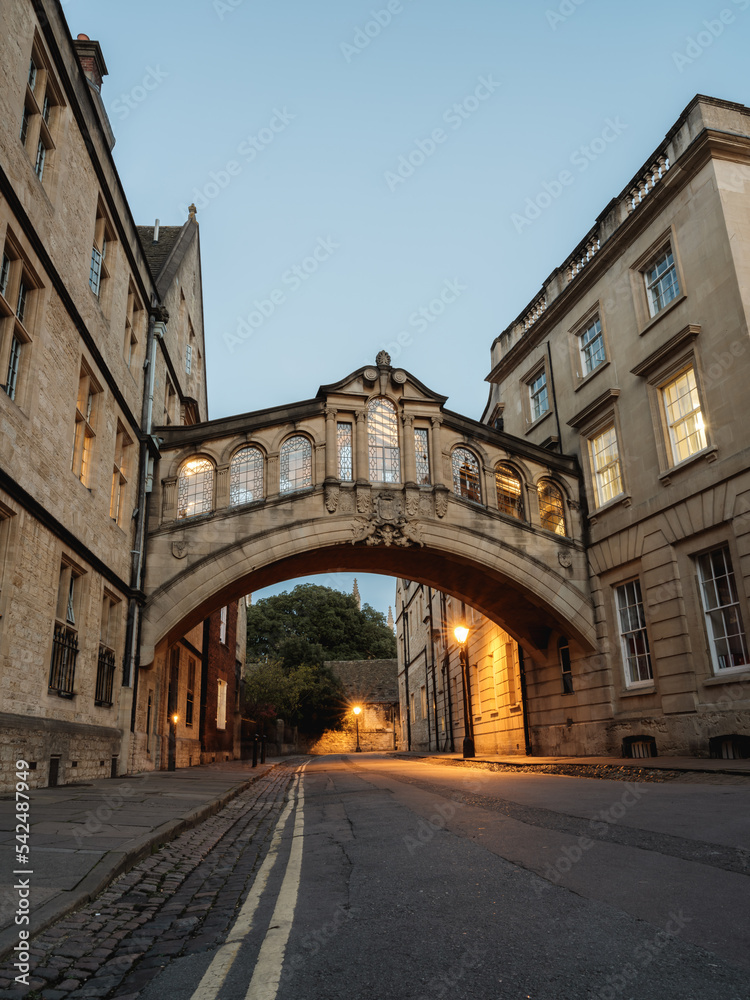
[
  {"xmin": 434, "ymin": 487, "xmax": 449, "ymax": 519},
  {"xmin": 171, "ymin": 538, "xmax": 188, "ymax": 559},
  {"xmin": 558, "ymin": 549, "xmax": 573, "ymax": 569},
  {"xmin": 351, "ymin": 489, "xmax": 423, "ymax": 547},
  {"xmin": 324, "ymin": 484, "xmax": 339, "ymax": 513},
  {"xmin": 351, "ymin": 515, "xmax": 423, "ymax": 547},
  {"xmin": 356, "ymin": 488, "xmax": 372, "ymax": 514}
]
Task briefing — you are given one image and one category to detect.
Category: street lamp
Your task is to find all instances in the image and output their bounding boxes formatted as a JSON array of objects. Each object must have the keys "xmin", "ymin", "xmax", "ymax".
[
  {"xmin": 454, "ymin": 625, "xmax": 475, "ymax": 759},
  {"xmin": 168, "ymin": 713, "xmax": 179, "ymax": 771},
  {"xmin": 353, "ymin": 705, "xmax": 362, "ymax": 752}
]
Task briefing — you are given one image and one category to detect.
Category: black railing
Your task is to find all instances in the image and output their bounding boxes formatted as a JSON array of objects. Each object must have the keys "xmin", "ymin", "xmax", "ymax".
[
  {"xmin": 95, "ymin": 646, "xmax": 116, "ymax": 706},
  {"xmin": 49, "ymin": 624, "xmax": 77, "ymax": 697}
]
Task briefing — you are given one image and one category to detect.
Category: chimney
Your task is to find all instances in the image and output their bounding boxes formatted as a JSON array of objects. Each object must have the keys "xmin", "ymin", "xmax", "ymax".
[
  {"xmin": 153, "ymin": 220, "xmax": 160, "ymax": 243},
  {"xmin": 72, "ymin": 33, "xmax": 115, "ymax": 150},
  {"xmin": 73, "ymin": 33, "xmax": 108, "ymax": 93}
]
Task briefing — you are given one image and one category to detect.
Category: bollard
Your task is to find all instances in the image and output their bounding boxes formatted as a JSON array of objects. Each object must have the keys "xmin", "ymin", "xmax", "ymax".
[{"xmin": 252, "ymin": 733, "xmax": 258, "ymax": 768}]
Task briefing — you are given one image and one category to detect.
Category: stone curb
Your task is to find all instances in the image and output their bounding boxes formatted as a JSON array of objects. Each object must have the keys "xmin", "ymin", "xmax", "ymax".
[
  {"xmin": 393, "ymin": 751, "xmax": 750, "ymax": 777},
  {"xmin": 0, "ymin": 764, "xmax": 276, "ymax": 963}
]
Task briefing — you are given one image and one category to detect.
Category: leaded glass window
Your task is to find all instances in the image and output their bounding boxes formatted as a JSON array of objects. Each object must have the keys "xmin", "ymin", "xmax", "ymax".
[
  {"xmin": 368, "ymin": 398, "xmax": 400, "ymax": 483},
  {"xmin": 452, "ymin": 448, "xmax": 481, "ymax": 503},
  {"xmin": 177, "ymin": 458, "xmax": 214, "ymax": 518},
  {"xmin": 230, "ymin": 446, "xmax": 264, "ymax": 505},
  {"xmin": 280, "ymin": 436, "xmax": 312, "ymax": 493},
  {"xmin": 415, "ymin": 428, "xmax": 430, "ymax": 485},
  {"xmin": 495, "ymin": 464, "xmax": 523, "ymax": 519},
  {"xmin": 538, "ymin": 480, "xmax": 566, "ymax": 535},
  {"xmin": 337, "ymin": 423, "xmax": 353, "ymax": 481}
]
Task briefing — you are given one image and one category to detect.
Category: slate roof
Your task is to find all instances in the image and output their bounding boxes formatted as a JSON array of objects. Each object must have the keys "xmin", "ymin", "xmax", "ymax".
[{"xmin": 136, "ymin": 225, "xmax": 184, "ymax": 280}]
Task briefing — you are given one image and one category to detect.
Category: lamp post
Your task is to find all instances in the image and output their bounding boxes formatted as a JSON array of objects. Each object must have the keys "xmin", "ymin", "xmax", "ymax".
[
  {"xmin": 353, "ymin": 705, "xmax": 362, "ymax": 752},
  {"xmin": 454, "ymin": 625, "xmax": 475, "ymax": 759},
  {"xmin": 168, "ymin": 713, "xmax": 178, "ymax": 771}
]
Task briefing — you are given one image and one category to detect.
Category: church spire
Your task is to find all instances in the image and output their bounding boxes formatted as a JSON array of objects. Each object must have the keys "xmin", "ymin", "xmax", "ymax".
[
  {"xmin": 387, "ymin": 606, "xmax": 394, "ymax": 632},
  {"xmin": 352, "ymin": 578, "xmax": 361, "ymax": 610}
]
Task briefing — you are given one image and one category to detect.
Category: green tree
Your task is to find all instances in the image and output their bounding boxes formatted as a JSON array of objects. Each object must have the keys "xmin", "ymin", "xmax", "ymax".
[{"xmin": 246, "ymin": 583, "xmax": 396, "ymax": 666}]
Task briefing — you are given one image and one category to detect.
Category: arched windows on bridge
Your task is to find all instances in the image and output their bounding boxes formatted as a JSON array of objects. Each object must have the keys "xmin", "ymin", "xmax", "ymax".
[
  {"xmin": 280, "ymin": 436, "xmax": 313, "ymax": 494},
  {"xmin": 177, "ymin": 458, "xmax": 214, "ymax": 519},
  {"xmin": 230, "ymin": 446, "xmax": 264, "ymax": 505},
  {"xmin": 165, "ymin": 420, "xmax": 572, "ymax": 541},
  {"xmin": 367, "ymin": 397, "xmax": 400, "ymax": 483}
]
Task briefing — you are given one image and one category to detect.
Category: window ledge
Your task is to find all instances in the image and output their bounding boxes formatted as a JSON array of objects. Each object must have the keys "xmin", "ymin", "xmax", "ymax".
[
  {"xmin": 589, "ymin": 493, "xmax": 631, "ymax": 523},
  {"xmin": 574, "ymin": 359, "xmax": 610, "ymax": 392},
  {"xmin": 620, "ymin": 685, "xmax": 657, "ymax": 698},
  {"xmin": 639, "ymin": 292, "xmax": 687, "ymax": 336},
  {"xmin": 525, "ymin": 409, "xmax": 553, "ymax": 436},
  {"xmin": 659, "ymin": 446, "xmax": 718, "ymax": 485},
  {"xmin": 702, "ymin": 670, "xmax": 750, "ymax": 687}
]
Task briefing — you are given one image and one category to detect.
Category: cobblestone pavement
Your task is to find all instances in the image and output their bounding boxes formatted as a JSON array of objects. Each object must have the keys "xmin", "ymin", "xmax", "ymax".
[{"xmin": 0, "ymin": 762, "xmax": 302, "ymax": 999}]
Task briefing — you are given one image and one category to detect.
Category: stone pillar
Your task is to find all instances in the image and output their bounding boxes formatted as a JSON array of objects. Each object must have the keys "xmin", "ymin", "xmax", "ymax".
[
  {"xmin": 162, "ymin": 478, "xmax": 177, "ymax": 521},
  {"xmin": 355, "ymin": 408, "xmax": 368, "ymax": 483},
  {"xmin": 325, "ymin": 408, "xmax": 337, "ymax": 481},
  {"xmin": 216, "ymin": 464, "xmax": 230, "ymax": 509},
  {"xmin": 526, "ymin": 482, "xmax": 541, "ymax": 527},
  {"xmin": 402, "ymin": 414, "xmax": 416, "ymax": 486},
  {"xmin": 430, "ymin": 417, "xmax": 445, "ymax": 487}
]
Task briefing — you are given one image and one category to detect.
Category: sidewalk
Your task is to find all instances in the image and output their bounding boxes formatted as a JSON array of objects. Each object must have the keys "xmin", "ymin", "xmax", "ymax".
[
  {"xmin": 393, "ymin": 750, "xmax": 750, "ymax": 775},
  {"xmin": 0, "ymin": 760, "xmax": 277, "ymax": 960}
]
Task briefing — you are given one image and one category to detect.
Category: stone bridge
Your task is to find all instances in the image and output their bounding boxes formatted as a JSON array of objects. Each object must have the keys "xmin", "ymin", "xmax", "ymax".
[{"xmin": 141, "ymin": 354, "xmax": 595, "ymax": 665}]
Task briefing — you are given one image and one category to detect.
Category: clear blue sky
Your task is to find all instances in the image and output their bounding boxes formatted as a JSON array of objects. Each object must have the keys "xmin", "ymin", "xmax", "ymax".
[{"xmin": 64, "ymin": 0, "xmax": 749, "ymax": 616}]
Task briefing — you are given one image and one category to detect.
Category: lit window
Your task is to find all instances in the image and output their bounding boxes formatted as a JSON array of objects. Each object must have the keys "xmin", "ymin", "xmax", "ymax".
[
  {"xmin": 645, "ymin": 246, "xmax": 680, "ymax": 316},
  {"xmin": 661, "ymin": 367, "xmax": 706, "ymax": 465},
  {"xmin": 368, "ymin": 398, "xmax": 400, "ymax": 483},
  {"xmin": 217, "ymin": 679, "xmax": 227, "ymax": 730},
  {"xmin": 177, "ymin": 458, "xmax": 214, "ymax": 518},
  {"xmin": 538, "ymin": 480, "xmax": 566, "ymax": 535},
  {"xmin": 615, "ymin": 580, "xmax": 652, "ymax": 686},
  {"xmin": 110, "ymin": 423, "xmax": 132, "ymax": 525},
  {"xmin": 528, "ymin": 370, "xmax": 549, "ymax": 422},
  {"xmin": 579, "ymin": 317, "xmax": 605, "ymax": 376},
  {"xmin": 589, "ymin": 425, "xmax": 623, "ymax": 506},
  {"xmin": 337, "ymin": 422, "xmax": 353, "ymax": 481},
  {"xmin": 71, "ymin": 365, "xmax": 101, "ymax": 486},
  {"xmin": 280, "ymin": 436, "xmax": 312, "ymax": 493},
  {"xmin": 696, "ymin": 546, "xmax": 749, "ymax": 673},
  {"xmin": 414, "ymin": 428, "xmax": 430, "ymax": 485},
  {"xmin": 452, "ymin": 448, "xmax": 481, "ymax": 503},
  {"xmin": 495, "ymin": 464, "xmax": 523, "ymax": 519},
  {"xmin": 230, "ymin": 446, "xmax": 264, "ymax": 505}
]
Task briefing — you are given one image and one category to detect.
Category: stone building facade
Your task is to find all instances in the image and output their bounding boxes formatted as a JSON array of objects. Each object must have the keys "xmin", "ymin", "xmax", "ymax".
[
  {"xmin": 0, "ymin": 0, "xmax": 241, "ymax": 789},
  {"xmin": 399, "ymin": 95, "xmax": 750, "ymax": 760}
]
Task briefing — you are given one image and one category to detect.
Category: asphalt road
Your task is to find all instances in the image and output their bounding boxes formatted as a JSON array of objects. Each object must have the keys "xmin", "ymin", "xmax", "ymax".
[{"xmin": 133, "ymin": 753, "xmax": 749, "ymax": 1000}]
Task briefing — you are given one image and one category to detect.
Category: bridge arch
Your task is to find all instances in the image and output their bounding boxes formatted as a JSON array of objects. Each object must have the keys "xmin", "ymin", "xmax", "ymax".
[{"xmin": 142, "ymin": 356, "xmax": 595, "ymax": 665}]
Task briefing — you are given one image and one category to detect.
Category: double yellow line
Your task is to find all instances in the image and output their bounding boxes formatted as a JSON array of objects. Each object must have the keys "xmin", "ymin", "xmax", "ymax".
[{"xmin": 190, "ymin": 764, "xmax": 307, "ymax": 1000}]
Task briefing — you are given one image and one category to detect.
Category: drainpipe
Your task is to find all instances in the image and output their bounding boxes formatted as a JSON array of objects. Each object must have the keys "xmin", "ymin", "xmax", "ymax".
[
  {"xmin": 546, "ymin": 341, "xmax": 563, "ymax": 450},
  {"xmin": 424, "ymin": 648, "xmax": 431, "ymax": 751},
  {"xmin": 517, "ymin": 645, "xmax": 533, "ymax": 756},
  {"xmin": 127, "ymin": 306, "xmax": 167, "ymax": 731},
  {"xmin": 401, "ymin": 609, "xmax": 412, "ymax": 751},
  {"xmin": 427, "ymin": 587, "xmax": 440, "ymax": 751}
]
